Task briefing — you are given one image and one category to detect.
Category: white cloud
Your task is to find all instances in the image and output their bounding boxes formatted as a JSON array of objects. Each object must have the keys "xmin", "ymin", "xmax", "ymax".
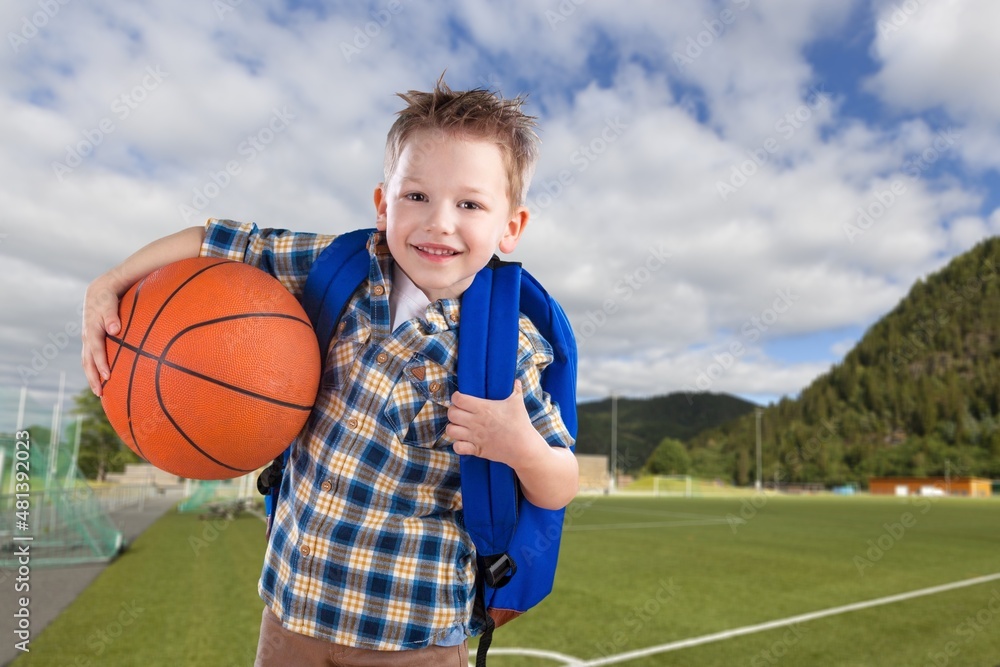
[
  {"xmin": 0, "ymin": 0, "xmax": 997, "ymax": 420},
  {"xmin": 866, "ymin": 0, "xmax": 1000, "ymax": 121}
]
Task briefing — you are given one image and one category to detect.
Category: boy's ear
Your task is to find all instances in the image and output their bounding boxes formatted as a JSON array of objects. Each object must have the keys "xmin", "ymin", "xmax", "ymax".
[
  {"xmin": 373, "ymin": 183, "xmax": 387, "ymax": 231},
  {"xmin": 498, "ymin": 206, "xmax": 529, "ymax": 254}
]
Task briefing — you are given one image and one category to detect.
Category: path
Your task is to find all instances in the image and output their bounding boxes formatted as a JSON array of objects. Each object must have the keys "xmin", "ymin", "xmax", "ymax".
[{"xmin": 0, "ymin": 488, "xmax": 183, "ymax": 666}]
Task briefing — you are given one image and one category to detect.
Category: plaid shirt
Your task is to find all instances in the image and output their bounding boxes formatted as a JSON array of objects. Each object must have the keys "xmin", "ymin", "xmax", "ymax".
[{"xmin": 201, "ymin": 218, "xmax": 573, "ymax": 650}]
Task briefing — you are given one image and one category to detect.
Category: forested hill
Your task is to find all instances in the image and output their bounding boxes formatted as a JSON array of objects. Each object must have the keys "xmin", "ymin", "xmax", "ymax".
[
  {"xmin": 685, "ymin": 236, "xmax": 1000, "ymax": 486},
  {"xmin": 574, "ymin": 393, "xmax": 757, "ymax": 472}
]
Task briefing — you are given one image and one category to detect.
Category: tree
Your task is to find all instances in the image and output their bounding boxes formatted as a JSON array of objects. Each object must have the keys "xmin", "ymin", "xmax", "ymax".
[
  {"xmin": 644, "ymin": 437, "xmax": 690, "ymax": 476},
  {"xmin": 72, "ymin": 389, "xmax": 141, "ymax": 480}
]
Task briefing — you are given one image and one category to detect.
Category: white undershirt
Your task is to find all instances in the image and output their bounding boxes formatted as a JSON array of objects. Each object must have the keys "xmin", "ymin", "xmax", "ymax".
[{"xmin": 390, "ymin": 265, "xmax": 432, "ymax": 332}]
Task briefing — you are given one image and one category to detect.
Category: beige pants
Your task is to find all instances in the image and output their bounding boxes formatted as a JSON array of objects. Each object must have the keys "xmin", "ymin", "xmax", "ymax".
[{"xmin": 254, "ymin": 607, "xmax": 469, "ymax": 667}]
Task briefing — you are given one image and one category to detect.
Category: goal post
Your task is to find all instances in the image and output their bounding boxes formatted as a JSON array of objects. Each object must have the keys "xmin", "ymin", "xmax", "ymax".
[{"xmin": 652, "ymin": 474, "xmax": 694, "ymax": 497}]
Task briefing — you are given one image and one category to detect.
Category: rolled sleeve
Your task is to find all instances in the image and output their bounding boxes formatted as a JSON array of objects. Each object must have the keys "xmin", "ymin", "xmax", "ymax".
[
  {"xmin": 516, "ymin": 316, "xmax": 575, "ymax": 450},
  {"xmin": 200, "ymin": 218, "xmax": 335, "ymax": 299}
]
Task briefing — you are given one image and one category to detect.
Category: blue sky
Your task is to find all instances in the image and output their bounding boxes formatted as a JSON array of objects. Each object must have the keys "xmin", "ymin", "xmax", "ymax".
[{"xmin": 1, "ymin": 0, "xmax": 999, "ymax": 431}]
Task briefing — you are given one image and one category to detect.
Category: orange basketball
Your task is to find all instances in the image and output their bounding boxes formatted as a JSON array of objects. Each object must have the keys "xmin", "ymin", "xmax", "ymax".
[{"xmin": 101, "ymin": 257, "xmax": 321, "ymax": 480}]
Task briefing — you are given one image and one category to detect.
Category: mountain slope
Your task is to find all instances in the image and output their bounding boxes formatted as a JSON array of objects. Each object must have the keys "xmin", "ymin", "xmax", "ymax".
[
  {"xmin": 574, "ymin": 392, "xmax": 757, "ymax": 472},
  {"xmin": 685, "ymin": 236, "xmax": 1000, "ymax": 486}
]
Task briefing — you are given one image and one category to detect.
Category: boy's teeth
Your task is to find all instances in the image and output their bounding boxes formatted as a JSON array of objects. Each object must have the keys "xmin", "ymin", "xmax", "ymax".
[{"xmin": 419, "ymin": 246, "xmax": 456, "ymax": 256}]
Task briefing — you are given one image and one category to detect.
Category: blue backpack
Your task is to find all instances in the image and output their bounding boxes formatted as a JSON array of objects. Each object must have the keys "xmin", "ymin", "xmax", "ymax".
[{"xmin": 257, "ymin": 228, "xmax": 578, "ymax": 664}]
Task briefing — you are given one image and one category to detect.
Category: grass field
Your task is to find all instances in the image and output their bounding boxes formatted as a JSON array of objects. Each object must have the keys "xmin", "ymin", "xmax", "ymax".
[{"xmin": 14, "ymin": 494, "xmax": 1000, "ymax": 666}]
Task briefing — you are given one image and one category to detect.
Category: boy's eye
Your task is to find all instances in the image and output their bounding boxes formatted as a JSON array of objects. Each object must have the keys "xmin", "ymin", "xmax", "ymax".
[
  {"xmin": 405, "ymin": 193, "xmax": 427, "ymax": 202},
  {"xmin": 459, "ymin": 201, "xmax": 482, "ymax": 211}
]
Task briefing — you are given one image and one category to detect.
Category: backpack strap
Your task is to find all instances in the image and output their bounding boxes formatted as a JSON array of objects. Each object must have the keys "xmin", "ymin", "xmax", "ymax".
[
  {"xmin": 460, "ymin": 260, "xmax": 578, "ymax": 666},
  {"xmin": 457, "ymin": 257, "xmax": 521, "ymax": 567}
]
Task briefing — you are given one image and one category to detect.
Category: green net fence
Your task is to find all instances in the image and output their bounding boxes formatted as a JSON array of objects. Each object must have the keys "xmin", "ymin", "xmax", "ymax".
[
  {"xmin": 0, "ymin": 386, "xmax": 127, "ymax": 567},
  {"xmin": 0, "ymin": 434, "xmax": 125, "ymax": 566},
  {"xmin": 177, "ymin": 481, "xmax": 222, "ymax": 512}
]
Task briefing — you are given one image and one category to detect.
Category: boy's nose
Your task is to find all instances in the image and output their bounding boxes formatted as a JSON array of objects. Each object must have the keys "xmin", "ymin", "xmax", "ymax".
[{"xmin": 425, "ymin": 204, "xmax": 457, "ymax": 233}]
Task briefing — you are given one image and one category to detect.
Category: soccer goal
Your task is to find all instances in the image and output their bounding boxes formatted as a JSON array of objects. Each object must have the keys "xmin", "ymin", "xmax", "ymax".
[{"xmin": 652, "ymin": 475, "xmax": 694, "ymax": 497}]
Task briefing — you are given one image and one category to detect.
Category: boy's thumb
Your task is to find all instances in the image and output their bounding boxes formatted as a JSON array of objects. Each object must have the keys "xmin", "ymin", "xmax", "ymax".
[{"xmin": 106, "ymin": 317, "xmax": 120, "ymax": 336}]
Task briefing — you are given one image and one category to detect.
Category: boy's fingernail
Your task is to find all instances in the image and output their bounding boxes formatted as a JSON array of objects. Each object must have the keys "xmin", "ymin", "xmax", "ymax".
[{"xmin": 108, "ymin": 323, "xmax": 120, "ymax": 334}]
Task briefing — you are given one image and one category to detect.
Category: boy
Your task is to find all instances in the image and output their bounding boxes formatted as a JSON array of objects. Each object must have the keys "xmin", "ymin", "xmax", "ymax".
[{"xmin": 81, "ymin": 78, "xmax": 578, "ymax": 666}]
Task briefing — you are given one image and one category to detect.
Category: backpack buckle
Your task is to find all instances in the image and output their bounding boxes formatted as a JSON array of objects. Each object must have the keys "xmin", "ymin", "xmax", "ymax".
[
  {"xmin": 256, "ymin": 458, "xmax": 284, "ymax": 496},
  {"xmin": 483, "ymin": 553, "xmax": 517, "ymax": 589}
]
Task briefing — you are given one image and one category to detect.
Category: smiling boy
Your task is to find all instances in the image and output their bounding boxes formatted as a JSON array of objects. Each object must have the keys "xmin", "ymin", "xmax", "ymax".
[{"xmin": 82, "ymin": 78, "xmax": 577, "ymax": 665}]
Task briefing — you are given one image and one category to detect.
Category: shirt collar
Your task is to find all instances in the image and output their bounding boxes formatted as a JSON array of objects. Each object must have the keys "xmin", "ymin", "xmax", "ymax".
[{"xmin": 366, "ymin": 230, "xmax": 461, "ymax": 334}]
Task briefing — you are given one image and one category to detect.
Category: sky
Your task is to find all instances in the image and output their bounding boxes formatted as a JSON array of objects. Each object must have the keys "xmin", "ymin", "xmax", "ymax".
[{"xmin": 2, "ymin": 0, "xmax": 999, "ymax": 432}]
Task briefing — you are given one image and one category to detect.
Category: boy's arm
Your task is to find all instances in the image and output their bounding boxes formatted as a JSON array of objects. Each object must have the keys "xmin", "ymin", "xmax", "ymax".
[
  {"xmin": 447, "ymin": 380, "xmax": 579, "ymax": 510},
  {"xmin": 81, "ymin": 225, "xmax": 206, "ymax": 396}
]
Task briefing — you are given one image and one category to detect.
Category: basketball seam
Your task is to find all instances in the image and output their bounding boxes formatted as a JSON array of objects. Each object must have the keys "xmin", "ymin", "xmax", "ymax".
[{"xmin": 108, "ymin": 313, "xmax": 317, "ymax": 411}]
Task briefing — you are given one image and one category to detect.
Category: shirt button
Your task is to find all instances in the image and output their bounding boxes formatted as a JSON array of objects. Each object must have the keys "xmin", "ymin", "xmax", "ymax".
[
  {"xmin": 373, "ymin": 285, "xmax": 385, "ymax": 296},
  {"xmin": 347, "ymin": 417, "xmax": 359, "ymax": 429},
  {"xmin": 376, "ymin": 352, "xmax": 388, "ymax": 364},
  {"xmin": 337, "ymin": 321, "xmax": 347, "ymax": 333},
  {"xmin": 429, "ymin": 381, "xmax": 441, "ymax": 393},
  {"xmin": 321, "ymin": 480, "xmax": 333, "ymax": 492},
  {"xmin": 449, "ymin": 313, "xmax": 458, "ymax": 323},
  {"xmin": 300, "ymin": 545, "xmax": 310, "ymax": 556}
]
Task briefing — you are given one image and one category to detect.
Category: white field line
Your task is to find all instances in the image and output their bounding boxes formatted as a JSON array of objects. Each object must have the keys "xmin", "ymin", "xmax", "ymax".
[
  {"xmin": 478, "ymin": 572, "xmax": 1000, "ymax": 667},
  {"xmin": 577, "ymin": 572, "xmax": 1000, "ymax": 666},
  {"xmin": 482, "ymin": 647, "xmax": 584, "ymax": 665}
]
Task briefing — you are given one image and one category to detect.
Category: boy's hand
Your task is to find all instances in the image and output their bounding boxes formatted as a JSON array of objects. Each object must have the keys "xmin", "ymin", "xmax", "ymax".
[
  {"xmin": 447, "ymin": 380, "xmax": 538, "ymax": 468},
  {"xmin": 81, "ymin": 274, "xmax": 124, "ymax": 397}
]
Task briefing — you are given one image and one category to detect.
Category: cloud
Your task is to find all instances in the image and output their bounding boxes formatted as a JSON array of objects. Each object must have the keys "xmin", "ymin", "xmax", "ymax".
[{"xmin": 1, "ymin": 0, "xmax": 997, "ymax": 422}]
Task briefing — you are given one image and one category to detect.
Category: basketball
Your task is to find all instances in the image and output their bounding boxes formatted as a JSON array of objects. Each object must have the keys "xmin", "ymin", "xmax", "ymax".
[{"xmin": 101, "ymin": 257, "xmax": 321, "ymax": 480}]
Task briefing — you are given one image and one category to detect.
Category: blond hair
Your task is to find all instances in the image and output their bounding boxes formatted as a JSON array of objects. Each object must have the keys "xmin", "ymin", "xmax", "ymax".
[{"xmin": 384, "ymin": 75, "xmax": 539, "ymax": 208}]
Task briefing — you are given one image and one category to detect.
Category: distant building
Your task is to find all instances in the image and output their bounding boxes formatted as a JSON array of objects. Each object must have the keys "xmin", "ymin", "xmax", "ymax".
[
  {"xmin": 576, "ymin": 454, "xmax": 610, "ymax": 493},
  {"xmin": 868, "ymin": 476, "xmax": 992, "ymax": 498}
]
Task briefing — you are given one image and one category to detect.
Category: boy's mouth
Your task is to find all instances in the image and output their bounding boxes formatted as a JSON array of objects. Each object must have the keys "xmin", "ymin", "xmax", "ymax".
[{"xmin": 414, "ymin": 244, "xmax": 460, "ymax": 259}]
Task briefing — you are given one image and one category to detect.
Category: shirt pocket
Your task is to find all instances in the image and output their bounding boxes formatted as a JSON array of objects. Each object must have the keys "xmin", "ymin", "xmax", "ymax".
[
  {"xmin": 320, "ymin": 317, "xmax": 370, "ymax": 392},
  {"xmin": 383, "ymin": 357, "xmax": 456, "ymax": 448}
]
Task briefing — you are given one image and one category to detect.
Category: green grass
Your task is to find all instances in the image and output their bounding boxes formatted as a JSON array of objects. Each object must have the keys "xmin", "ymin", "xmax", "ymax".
[
  {"xmin": 16, "ymin": 495, "xmax": 1000, "ymax": 666},
  {"xmin": 12, "ymin": 510, "xmax": 266, "ymax": 667},
  {"xmin": 480, "ymin": 495, "xmax": 1000, "ymax": 666}
]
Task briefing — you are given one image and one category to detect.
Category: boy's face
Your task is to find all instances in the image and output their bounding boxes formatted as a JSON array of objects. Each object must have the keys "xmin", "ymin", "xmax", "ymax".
[{"xmin": 374, "ymin": 130, "xmax": 529, "ymax": 302}]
